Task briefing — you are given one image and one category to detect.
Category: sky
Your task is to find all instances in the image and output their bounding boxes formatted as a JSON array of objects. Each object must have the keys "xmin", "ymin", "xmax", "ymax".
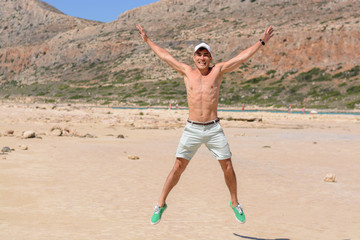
[{"xmin": 41, "ymin": 0, "xmax": 160, "ymax": 23}]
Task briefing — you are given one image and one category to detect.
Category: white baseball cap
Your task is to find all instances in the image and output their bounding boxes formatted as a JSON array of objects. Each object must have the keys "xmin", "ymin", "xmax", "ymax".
[{"xmin": 194, "ymin": 43, "xmax": 211, "ymax": 54}]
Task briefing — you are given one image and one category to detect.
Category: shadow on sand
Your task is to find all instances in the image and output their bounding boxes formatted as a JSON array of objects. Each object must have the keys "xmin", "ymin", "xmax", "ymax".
[{"xmin": 233, "ymin": 233, "xmax": 290, "ymax": 240}]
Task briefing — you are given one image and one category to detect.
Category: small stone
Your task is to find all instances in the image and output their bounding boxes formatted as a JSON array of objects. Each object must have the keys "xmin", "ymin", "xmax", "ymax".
[
  {"xmin": 324, "ymin": 173, "xmax": 336, "ymax": 182},
  {"xmin": 19, "ymin": 145, "xmax": 28, "ymax": 150},
  {"xmin": 235, "ymin": 133, "xmax": 245, "ymax": 137},
  {"xmin": 262, "ymin": 146, "xmax": 271, "ymax": 148},
  {"xmin": 62, "ymin": 128, "xmax": 72, "ymax": 136},
  {"xmin": 117, "ymin": 134, "xmax": 125, "ymax": 139},
  {"xmin": 23, "ymin": 131, "xmax": 36, "ymax": 139},
  {"xmin": 83, "ymin": 133, "xmax": 97, "ymax": 138},
  {"xmin": 1, "ymin": 146, "xmax": 11, "ymax": 153},
  {"xmin": 5, "ymin": 130, "xmax": 14, "ymax": 135},
  {"xmin": 128, "ymin": 155, "xmax": 140, "ymax": 160},
  {"xmin": 51, "ymin": 128, "xmax": 62, "ymax": 136}
]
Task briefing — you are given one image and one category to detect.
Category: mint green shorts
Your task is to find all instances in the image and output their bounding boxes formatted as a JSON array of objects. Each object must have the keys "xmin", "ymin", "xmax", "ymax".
[{"xmin": 175, "ymin": 121, "xmax": 232, "ymax": 161}]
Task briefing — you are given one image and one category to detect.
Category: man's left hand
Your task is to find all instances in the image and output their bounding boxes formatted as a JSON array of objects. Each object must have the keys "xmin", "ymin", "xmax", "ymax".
[{"xmin": 262, "ymin": 26, "xmax": 274, "ymax": 43}]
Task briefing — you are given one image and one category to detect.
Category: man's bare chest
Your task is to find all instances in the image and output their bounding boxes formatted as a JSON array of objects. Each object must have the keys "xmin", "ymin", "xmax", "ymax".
[
  {"xmin": 185, "ymin": 72, "xmax": 222, "ymax": 93},
  {"xmin": 187, "ymin": 79, "xmax": 218, "ymax": 94}
]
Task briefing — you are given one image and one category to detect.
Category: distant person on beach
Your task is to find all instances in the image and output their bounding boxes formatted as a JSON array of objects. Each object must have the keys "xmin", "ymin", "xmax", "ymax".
[{"xmin": 137, "ymin": 24, "xmax": 274, "ymax": 225}]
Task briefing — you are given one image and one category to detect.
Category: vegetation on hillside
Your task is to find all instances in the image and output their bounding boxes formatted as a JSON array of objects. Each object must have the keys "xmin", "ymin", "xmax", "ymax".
[
  {"xmin": 1, "ymin": 63, "xmax": 359, "ymax": 109},
  {"xmin": 0, "ymin": 0, "xmax": 359, "ymax": 110}
]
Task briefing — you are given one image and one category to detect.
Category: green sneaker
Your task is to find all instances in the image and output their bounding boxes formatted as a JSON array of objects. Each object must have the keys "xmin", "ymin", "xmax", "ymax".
[
  {"xmin": 151, "ymin": 203, "xmax": 167, "ymax": 225},
  {"xmin": 230, "ymin": 201, "xmax": 246, "ymax": 223}
]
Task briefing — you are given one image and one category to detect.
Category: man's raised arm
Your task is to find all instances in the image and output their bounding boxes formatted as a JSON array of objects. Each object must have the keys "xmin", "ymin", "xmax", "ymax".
[
  {"xmin": 219, "ymin": 26, "xmax": 274, "ymax": 74},
  {"xmin": 137, "ymin": 25, "xmax": 189, "ymax": 75}
]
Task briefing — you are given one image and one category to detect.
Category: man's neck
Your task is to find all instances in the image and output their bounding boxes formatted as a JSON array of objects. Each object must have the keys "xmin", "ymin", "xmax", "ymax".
[{"xmin": 197, "ymin": 66, "xmax": 212, "ymax": 76}]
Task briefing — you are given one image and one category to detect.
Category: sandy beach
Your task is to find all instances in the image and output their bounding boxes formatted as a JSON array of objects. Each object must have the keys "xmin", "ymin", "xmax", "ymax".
[{"xmin": 1, "ymin": 103, "xmax": 359, "ymax": 240}]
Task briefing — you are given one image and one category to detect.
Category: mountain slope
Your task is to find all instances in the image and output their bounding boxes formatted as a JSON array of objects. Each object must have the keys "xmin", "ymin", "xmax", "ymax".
[
  {"xmin": 0, "ymin": 0, "xmax": 100, "ymax": 47},
  {"xmin": 0, "ymin": 0, "xmax": 359, "ymax": 109}
]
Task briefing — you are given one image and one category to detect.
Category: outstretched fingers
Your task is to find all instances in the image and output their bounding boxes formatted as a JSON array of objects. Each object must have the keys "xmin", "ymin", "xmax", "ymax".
[
  {"xmin": 137, "ymin": 25, "xmax": 144, "ymax": 36},
  {"xmin": 136, "ymin": 24, "xmax": 142, "ymax": 32},
  {"xmin": 267, "ymin": 26, "xmax": 274, "ymax": 37},
  {"xmin": 263, "ymin": 26, "xmax": 274, "ymax": 42},
  {"xmin": 136, "ymin": 24, "xmax": 147, "ymax": 42}
]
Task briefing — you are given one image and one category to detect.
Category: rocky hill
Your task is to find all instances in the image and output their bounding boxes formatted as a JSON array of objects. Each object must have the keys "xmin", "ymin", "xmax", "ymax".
[{"xmin": 0, "ymin": 0, "xmax": 359, "ymax": 109}]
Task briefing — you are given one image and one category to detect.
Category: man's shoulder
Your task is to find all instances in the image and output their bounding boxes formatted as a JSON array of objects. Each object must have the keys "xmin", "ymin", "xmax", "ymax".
[
  {"xmin": 213, "ymin": 62, "xmax": 225, "ymax": 68},
  {"xmin": 182, "ymin": 64, "xmax": 195, "ymax": 72},
  {"xmin": 210, "ymin": 63, "xmax": 225, "ymax": 74}
]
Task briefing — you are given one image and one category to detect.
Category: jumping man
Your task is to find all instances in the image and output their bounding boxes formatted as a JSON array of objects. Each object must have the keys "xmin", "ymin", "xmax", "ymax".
[{"xmin": 137, "ymin": 24, "xmax": 274, "ymax": 225}]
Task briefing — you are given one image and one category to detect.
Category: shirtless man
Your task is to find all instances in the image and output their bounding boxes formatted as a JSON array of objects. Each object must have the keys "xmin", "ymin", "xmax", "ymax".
[{"xmin": 137, "ymin": 24, "xmax": 274, "ymax": 225}]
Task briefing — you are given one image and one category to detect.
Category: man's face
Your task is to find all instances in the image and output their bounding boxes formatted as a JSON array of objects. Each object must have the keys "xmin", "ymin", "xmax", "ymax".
[{"xmin": 193, "ymin": 48, "xmax": 212, "ymax": 70}]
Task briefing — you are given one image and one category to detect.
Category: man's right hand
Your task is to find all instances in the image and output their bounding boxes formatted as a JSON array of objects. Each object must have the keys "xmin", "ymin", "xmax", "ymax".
[
  {"xmin": 137, "ymin": 25, "xmax": 148, "ymax": 42},
  {"xmin": 136, "ymin": 24, "xmax": 190, "ymax": 75}
]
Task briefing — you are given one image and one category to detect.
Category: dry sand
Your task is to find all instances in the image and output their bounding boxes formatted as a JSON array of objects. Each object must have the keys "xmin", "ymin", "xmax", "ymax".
[{"xmin": 1, "ymin": 104, "xmax": 360, "ymax": 240}]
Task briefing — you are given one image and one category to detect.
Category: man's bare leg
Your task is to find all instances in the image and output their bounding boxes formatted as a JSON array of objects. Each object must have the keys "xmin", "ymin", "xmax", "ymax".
[
  {"xmin": 219, "ymin": 158, "xmax": 239, "ymax": 207},
  {"xmin": 157, "ymin": 157, "xmax": 189, "ymax": 207}
]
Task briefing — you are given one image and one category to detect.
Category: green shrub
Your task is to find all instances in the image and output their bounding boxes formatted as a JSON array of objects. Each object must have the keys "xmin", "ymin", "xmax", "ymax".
[
  {"xmin": 346, "ymin": 85, "xmax": 360, "ymax": 94},
  {"xmin": 269, "ymin": 80, "xmax": 282, "ymax": 85},
  {"xmin": 281, "ymin": 69, "xmax": 298, "ymax": 80},
  {"xmin": 69, "ymin": 95, "xmax": 88, "ymax": 99},
  {"xmin": 58, "ymin": 84, "xmax": 70, "ymax": 90},
  {"xmin": 36, "ymin": 92, "xmax": 47, "ymax": 96},
  {"xmin": 296, "ymin": 68, "xmax": 320, "ymax": 81},
  {"xmin": 333, "ymin": 65, "xmax": 360, "ymax": 79},
  {"xmin": 266, "ymin": 69, "xmax": 276, "ymax": 75},
  {"xmin": 321, "ymin": 90, "xmax": 341, "ymax": 100},
  {"xmin": 245, "ymin": 76, "xmax": 268, "ymax": 84},
  {"xmin": 346, "ymin": 99, "xmax": 360, "ymax": 109},
  {"xmin": 295, "ymin": 68, "xmax": 331, "ymax": 82},
  {"xmin": 289, "ymin": 84, "xmax": 305, "ymax": 93},
  {"xmin": 308, "ymin": 87, "xmax": 319, "ymax": 97}
]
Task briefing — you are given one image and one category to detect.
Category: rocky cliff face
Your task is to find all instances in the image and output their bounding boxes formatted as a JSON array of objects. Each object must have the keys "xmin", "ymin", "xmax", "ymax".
[
  {"xmin": 0, "ymin": 0, "xmax": 98, "ymax": 47},
  {"xmin": 0, "ymin": 0, "xmax": 359, "ymax": 109},
  {"xmin": 0, "ymin": 0, "xmax": 101, "ymax": 77}
]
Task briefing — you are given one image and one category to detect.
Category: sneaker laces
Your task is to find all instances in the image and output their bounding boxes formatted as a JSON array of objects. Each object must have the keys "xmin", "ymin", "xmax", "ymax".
[
  {"xmin": 235, "ymin": 204, "xmax": 243, "ymax": 214},
  {"xmin": 154, "ymin": 205, "xmax": 161, "ymax": 214}
]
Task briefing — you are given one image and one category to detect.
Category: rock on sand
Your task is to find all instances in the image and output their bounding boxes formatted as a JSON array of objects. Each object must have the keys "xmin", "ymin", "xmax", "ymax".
[
  {"xmin": 128, "ymin": 155, "xmax": 140, "ymax": 160},
  {"xmin": 1, "ymin": 146, "xmax": 11, "ymax": 153},
  {"xmin": 19, "ymin": 145, "xmax": 28, "ymax": 150},
  {"xmin": 23, "ymin": 131, "xmax": 36, "ymax": 139},
  {"xmin": 324, "ymin": 173, "xmax": 336, "ymax": 182}
]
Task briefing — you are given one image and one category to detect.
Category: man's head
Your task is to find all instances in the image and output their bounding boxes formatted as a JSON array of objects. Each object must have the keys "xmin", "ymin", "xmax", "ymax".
[
  {"xmin": 194, "ymin": 43, "xmax": 211, "ymax": 55},
  {"xmin": 193, "ymin": 43, "xmax": 212, "ymax": 71}
]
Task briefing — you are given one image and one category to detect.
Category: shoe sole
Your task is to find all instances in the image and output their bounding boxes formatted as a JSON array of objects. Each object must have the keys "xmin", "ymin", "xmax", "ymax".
[{"xmin": 235, "ymin": 216, "xmax": 246, "ymax": 224}]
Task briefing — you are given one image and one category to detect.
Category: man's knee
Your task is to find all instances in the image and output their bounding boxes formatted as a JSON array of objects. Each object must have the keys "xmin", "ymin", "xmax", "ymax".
[
  {"xmin": 173, "ymin": 157, "xmax": 189, "ymax": 174},
  {"xmin": 219, "ymin": 158, "xmax": 234, "ymax": 172}
]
